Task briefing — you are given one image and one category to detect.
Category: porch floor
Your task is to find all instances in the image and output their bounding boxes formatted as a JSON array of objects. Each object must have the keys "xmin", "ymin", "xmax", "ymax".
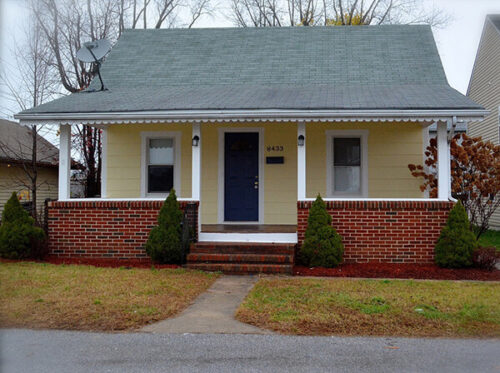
[{"xmin": 201, "ymin": 224, "xmax": 297, "ymax": 233}]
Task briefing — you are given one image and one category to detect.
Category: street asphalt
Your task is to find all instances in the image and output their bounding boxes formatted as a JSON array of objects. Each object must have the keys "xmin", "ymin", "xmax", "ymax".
[{"xmin": 1, "ymin": 329, "xmax": 499, "ymax": 373}]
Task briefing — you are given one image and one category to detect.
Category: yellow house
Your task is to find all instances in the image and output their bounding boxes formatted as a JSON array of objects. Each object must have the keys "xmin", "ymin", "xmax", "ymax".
[
  {"xmin": 16, "ymin": 26, "xmax": 486, "ymax": 273},
  {"xmin": 0, "ymin": 119, "xmax": 59, "ymax": 222}
]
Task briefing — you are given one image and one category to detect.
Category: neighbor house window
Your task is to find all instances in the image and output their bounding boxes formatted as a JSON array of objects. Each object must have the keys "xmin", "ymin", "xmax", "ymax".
[
  {"xmin": 326, "ymin": 130, "xmax": 368, "ymax": 197},
  {"xmin": 148, "ymin": 138, "xmax": 174, "ymax": 193},
  {"xmin": 141, "ymin": 131, "xmax": 181, "ymax": 197}
]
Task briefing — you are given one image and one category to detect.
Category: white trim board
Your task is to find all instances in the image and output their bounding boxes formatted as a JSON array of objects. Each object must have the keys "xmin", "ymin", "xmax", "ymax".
[
  {"xmin": 16, "ymin": 109, "xmax": 489, "ymax": 125},
  {"xmin": 198, "ymin": 232, "xmax": 297, "ymax": 243},
  {"xmin": 140, "ymin": 131, "xmax": 182, "ymax": 198},
  {"xmin": 100, "ymin": 127, "xmax": 108, "ymax": 198},
  {"xmin": 326, "ymin": 129, "xmax": 369, "ymax": 198},
  {"xmin": 217, "ymin": 127, "xmax": 265, "ymax": 224}
]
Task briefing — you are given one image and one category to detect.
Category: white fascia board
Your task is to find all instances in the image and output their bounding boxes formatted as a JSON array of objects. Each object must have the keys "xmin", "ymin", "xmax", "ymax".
[{"xmin": 15, "ymin": 108, "xmax": 489, "ymax": 126}]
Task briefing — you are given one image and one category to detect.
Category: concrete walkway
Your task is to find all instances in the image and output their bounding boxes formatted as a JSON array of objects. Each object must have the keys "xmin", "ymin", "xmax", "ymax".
[{"xmin": 141, "ymin": 275, "xmax": 271, "ymax": 334}]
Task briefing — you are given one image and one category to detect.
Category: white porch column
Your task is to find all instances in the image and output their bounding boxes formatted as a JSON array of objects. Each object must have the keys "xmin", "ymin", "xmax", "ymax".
[
  {"xmin": 437, "ymin": 121, "xmax": 450, "ymax": 200},
  {"xmin": 192, "ymin": 123, "xmax": 201, "ymax": 200},
  {"xmin": 297, "ymin": 121, "xmax": 306, "ymax": 200},
  {"xmin": 58, "ymin": 124, "xmax": 71, "ymax": 200},
  {"xmin": 100, "ymin": 127, "xmax": 107, "ymax": 198}
]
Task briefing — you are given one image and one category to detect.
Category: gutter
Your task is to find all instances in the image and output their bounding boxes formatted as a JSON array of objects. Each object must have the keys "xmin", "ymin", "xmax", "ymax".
[{"xmin": 14, "ymin": 108, "xmax": 489, "ymax": 124}]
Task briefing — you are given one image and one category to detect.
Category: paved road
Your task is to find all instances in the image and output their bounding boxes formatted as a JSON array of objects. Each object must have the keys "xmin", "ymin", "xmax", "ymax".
[{"xmin": 1, "ymin": 329, "xmax": 499, "ymax": 372}]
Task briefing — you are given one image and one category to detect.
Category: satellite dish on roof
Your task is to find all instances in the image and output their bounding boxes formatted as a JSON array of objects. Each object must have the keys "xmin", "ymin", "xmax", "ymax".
[{"xmin": 76, "ymin": 39, "xmax": 111, "ymax": 91}]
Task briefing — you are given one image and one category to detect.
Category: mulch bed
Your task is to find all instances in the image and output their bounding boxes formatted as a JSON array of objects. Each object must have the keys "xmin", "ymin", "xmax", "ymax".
[
  {"xmin": 294, "ymin": 263, "xmax": 500, "ymax": 281},
  {"xmin": 0, "ymin": 257, "xmax": 180, "ymax": 269}
]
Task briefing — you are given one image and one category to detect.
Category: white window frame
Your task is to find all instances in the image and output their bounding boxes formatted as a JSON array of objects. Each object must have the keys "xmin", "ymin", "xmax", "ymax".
[
  {"xmin": 326, "ymin": 130, "xmax": 368, "ymax": 198},
  {"xmin": 140, "ymin": 131, "xmax": 181, "ymax": 198}
]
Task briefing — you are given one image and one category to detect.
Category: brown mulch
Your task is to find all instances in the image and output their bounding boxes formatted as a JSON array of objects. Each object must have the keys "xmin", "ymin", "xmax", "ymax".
[
  {"xmin": 294, "ymin": 263, "xmax": 500, "ymax": 281},
  {"xmin": 0, "ymin": 257, "xmax": 180, "ymax": 269}
]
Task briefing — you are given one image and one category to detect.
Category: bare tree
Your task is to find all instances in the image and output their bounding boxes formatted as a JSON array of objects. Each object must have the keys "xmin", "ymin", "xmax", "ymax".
[
  {"xmin": 22, "ymin": 0, "xmax": 213, "ymax": 197},
  {"xmin": 0, "ymin": 12, "xmax": 60, "ymax": 224},
  {"xmin": 229, "ymin": 0, "xmax": 449, "ymax": 27}
]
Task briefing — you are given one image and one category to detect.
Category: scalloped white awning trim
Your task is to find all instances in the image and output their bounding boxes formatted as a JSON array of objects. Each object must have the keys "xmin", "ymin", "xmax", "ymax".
[{"xmin": 15, "ymin": 108, "xmax": 488, "ymax": 126}]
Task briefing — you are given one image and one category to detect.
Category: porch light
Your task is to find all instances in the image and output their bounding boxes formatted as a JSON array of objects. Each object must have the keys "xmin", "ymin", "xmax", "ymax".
[
  {"xmin": 298, "ymin": 134, "xmax": 305, "ymax": 146},
  {"xmin": 192, "ymin": 135, "xmax": 200, "ymax": 147}
]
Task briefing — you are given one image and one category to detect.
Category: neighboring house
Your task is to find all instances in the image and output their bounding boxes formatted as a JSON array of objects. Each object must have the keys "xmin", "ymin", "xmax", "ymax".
[
  {"xmin": 0, "ymin": 119, "xmax": 58, "ymax": 219},
  {"xmin": 15, "ymin": 26, "xmax": 486, "ymax": 272},
  {"xmin": 467, "ymin": 14, "xmax": 500, "ymax": 230}
]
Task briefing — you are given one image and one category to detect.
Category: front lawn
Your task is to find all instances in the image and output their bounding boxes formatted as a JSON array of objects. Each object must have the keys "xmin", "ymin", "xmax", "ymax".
[
  {"xmin": 478, "ymin": 229, "xmax": 500, "ymax": 251},
  {"xmin": 236, "ymin": 278, "xmax": 500, "ymax": 337},
  {"xmin": 0, "ymin": 262, "xmax": 218, "ymax": 331}
]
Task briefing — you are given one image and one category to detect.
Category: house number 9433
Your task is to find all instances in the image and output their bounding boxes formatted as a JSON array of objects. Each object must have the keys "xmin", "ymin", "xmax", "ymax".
[{"xmin": 266, "ymin": 145, "xmax": 284, "ymax": 152}]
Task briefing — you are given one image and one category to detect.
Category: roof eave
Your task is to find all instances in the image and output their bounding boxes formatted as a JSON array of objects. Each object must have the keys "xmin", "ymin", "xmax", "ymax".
[{"xmin": 15, "ymin": 108, "xmax": 489, "ymax": 125}]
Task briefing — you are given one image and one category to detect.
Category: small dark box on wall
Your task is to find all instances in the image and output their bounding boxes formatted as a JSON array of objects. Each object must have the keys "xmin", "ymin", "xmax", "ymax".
[{"xmin": 266, "ymin": 156, "xmax": 284, "ymax": 164}]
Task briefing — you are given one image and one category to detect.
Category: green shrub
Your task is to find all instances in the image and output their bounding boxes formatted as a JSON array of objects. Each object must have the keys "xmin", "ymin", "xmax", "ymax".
[
  {"xmin": 0, "ymin": 192, "xmax": 45, "ymax": 259},
  {"xmin": 145, "ymin": 189, "xmax": 184, "ymax": 264},
  {"xmin": 435, "ymin": 201, "xmax": 477, "ymax": 268},
  {"xmin": 299, "ymin": 195, "xmax": 344, "ymax": 268}
]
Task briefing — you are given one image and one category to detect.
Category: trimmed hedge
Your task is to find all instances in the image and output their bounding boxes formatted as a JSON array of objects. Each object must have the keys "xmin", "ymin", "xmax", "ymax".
[
  {"xmin": 0, "ymin": 192, "xmax": 45, "ymax": 259},
  {"xmin": 435, "ymin": 201, "xmax": 477, "ymax": 268},
  {"xmin": 299, "ymin": 195, "xmax": 344, "ymax": 268},
  {"xmin": 145, "ymin": 189, "xmax": 184, "ymax": 264}
]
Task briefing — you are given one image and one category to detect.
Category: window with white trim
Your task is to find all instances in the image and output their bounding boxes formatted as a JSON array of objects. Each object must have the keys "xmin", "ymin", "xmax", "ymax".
[
  {"xmin": 147, "ymin": 138, "xmax": 174, "ymax": 193},
  {"xmin": 326, "ymin": 130, "xmax": 368, "ymax": 197},
  {"xmin": 333, "ymin": 138, "xmax": 361, "ymax": 194},
  {"xmin": 141, "ymin": 131, "xmax": 181, "ymax": 197}
]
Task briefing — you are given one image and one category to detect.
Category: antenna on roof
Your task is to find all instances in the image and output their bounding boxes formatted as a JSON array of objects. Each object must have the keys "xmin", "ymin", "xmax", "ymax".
[{"xmin": 76, "ymin": 39, "xmax": 112, "ymax": 92}]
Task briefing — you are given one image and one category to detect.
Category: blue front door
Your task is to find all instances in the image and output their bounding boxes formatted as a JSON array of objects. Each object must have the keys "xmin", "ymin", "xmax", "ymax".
[{"xmin": 224, "ymin": 132, "xmax": 259, "ymax": 222}]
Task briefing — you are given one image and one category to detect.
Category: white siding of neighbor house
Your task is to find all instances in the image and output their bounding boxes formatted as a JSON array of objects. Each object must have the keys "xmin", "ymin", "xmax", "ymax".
[{"xmin": 467, "ymin": 19, "xmax": 500, "ymax": 230}]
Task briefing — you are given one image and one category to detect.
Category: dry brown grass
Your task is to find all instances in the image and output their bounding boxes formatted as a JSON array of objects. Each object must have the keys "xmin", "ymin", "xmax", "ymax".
[
  {"xmin": 236, "ymin": 278, "xmax": 500, "ymax": 337},
  {"xmin": 0, "ymin": 262, "xmax": 218, "ymax": 331}
]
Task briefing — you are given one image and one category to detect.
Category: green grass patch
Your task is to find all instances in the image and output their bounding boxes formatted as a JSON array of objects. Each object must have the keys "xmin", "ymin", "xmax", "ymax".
[
  {"xmin": 236, "ymin": 278, "xmax": 500, "ymax": 337},
  {"xmin": 478, "ymin": 229, "xmax": 500, "ymax": 250}
]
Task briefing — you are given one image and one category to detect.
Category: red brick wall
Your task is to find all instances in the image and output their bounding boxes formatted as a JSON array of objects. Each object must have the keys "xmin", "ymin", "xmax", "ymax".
[
  {"xmin": 47, "ymin": 200, "xmax": 198, "ymax": 260},
  {"xmin": 297, "ymin": 200, "xmax": 454, "ymax": 264}
]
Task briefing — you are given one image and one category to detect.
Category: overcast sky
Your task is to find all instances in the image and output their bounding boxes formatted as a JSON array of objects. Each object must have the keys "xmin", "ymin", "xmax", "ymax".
[{"xmin": 1, "ymin": 0, "xmax": 500, "ymax": 121}]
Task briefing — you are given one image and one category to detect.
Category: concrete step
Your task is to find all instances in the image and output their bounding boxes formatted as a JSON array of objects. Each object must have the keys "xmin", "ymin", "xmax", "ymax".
[
  {"xmin": 186, "ymin": 262, "xmax": 293, "ymax": 274},
  {"xmin": 187, "ymin": 253, "xmax": 293, "ymax": 264}
]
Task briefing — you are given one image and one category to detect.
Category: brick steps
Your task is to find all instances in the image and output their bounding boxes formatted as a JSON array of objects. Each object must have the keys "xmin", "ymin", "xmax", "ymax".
[
  {"xmin": 187, "ymin": 242, "xmax": 295, "ymax": 274},
  {"xmin": 190, "ymin": 242, "xmax": 295, "ymax": 255},
  {"xmin": 187, "ymin": 253, "xmax": 293, "ymax": 264},
  {"xmin": 187, "ymin": 263, "xmax": 293, "ymax": 274}
]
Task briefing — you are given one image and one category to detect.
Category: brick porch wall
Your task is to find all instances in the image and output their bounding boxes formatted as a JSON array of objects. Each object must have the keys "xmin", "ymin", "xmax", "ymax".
[
  {"xmin": 297, "ymin": 200, "xmax": 454, "ymax": 264},
  {"xmin": 47, "ymin": 200, "xmax": 199, "ymax": 260}
]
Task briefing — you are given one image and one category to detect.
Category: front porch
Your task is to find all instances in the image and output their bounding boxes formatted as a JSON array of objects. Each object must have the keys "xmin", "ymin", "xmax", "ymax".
[{"xmin": 44, "ymin": 116, "xmax": 461, "ymax": 269}]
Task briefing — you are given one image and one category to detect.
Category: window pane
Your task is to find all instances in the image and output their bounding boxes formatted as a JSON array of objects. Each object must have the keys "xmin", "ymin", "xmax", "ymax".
[
  {"xmin": 149, "ymin": 138, "xmax": 174, "ymax": 165},
  {"xmin": 334, "ymin": 166, "xmax": 360, "ymax": 193},
  {"xmin": 334, "ymin": 138, "xmax": 360, "ymax": 166},
  {"xmin": 148, "ymin": 165, "xmax": 173, "ymax": 193}
]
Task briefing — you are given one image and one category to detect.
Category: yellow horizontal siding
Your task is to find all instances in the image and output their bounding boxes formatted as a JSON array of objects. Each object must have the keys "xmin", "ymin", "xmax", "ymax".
[
  {"xmin": 306, "ymin": 122, "xmax": 424, "ymax": 198},
  {"xmin": 105, "ymin": 121, "xmax": 425, "ymax": 224},
  {"xmin": 200, "ymin": 122, "xmax": 298, "ymax": 225},
  {"xmin": 0, "ymin": 163, "xmax": 58, "ymax": 216},
  {"xmin": 106, "ymin": 123, "xmax": 192, "ymax": 198}
]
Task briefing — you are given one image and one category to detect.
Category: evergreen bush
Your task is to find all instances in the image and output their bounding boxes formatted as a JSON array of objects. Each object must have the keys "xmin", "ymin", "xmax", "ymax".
[
  {"xmin": 299, "ymin": 195, "xmax": 344, "ymax": 267},
  {"xmin": 145, "ymin": 189, "xmax": 184, "ymax": 264},
  {"xmin": 434, "ymin": 201, "xmax": 477, "ymax": 268},
  {"xmin": 0, "ymin": 192, "xmax": 45, "ymax": 259}
]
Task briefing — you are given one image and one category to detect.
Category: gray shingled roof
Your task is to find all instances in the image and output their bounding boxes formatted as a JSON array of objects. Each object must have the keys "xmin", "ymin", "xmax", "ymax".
[
  {"xmin": 488, "ymin": 14, "xmax": 500, "ymax": 32},
  {"xmin": 0, "ymin": 119, "xmax": 58, "ymax": 166},
  {"xmin": 19, "ymin": 26, "xmax": 482, "ymax": 115}
]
